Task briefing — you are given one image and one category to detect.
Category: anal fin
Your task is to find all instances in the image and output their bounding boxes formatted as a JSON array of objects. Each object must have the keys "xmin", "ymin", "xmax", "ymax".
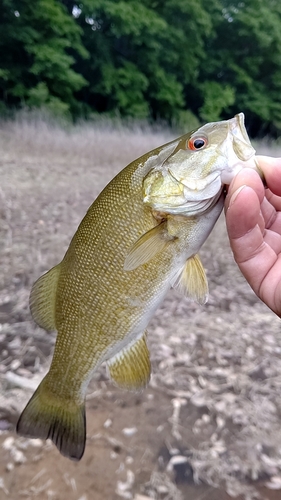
[
  {"xmin": 107, "ymin": 332, "xmax": 151, "ymax": 391},
  {"xmin": 171, "ymin": 254, "xmax": 209, "ymax": 305},
  {"xmin": 30, "ymin": 263, "xmax": 61, "ymax": 331}
]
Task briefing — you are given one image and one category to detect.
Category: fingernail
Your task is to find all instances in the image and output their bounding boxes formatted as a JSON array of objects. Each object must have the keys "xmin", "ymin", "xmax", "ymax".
[
  {"xmin": 256, "ymin": 155, "xmax": 281, "ymax": 165},
  {"xmin": 229, "ymin": 185, "xmax": 247, "ymax": 207}
]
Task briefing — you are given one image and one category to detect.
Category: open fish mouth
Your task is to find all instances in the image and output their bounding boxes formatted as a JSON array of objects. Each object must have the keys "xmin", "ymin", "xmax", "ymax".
[{"xmin": 217, "ymin": 113, "xmax": 255, "ymax": 162}]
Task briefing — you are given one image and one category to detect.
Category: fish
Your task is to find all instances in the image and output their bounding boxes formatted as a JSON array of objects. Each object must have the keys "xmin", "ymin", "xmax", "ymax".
[{"xmin": 17, "ymin": 113, "xmax": 258, "ymax": 461}]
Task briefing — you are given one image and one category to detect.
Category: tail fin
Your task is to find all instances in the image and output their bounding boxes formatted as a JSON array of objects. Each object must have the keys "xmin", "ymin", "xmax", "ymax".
[{"xmin": 16, "ymin": 377, "xmax": 86, "ymax": 461}]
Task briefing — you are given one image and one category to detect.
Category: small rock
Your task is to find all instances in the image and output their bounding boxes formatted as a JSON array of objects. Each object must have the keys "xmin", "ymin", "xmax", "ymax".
[
  {"xmin": 11, "ymin": 448, "xmax": 26, "ymax": 464},
  {"xmin": 265, "ymin": 476, "xmax": 281, "ymax": 490},
  {"xmin": 0, "ymin": 477, "xmax": 9, "ymax": 495},
  {"xmin": 28, "ymin": 439, "xmax": 44, "ymax": 448},
  {"xmin": 134, "ymin": 495, "xmax": 153, "ymax": 500},
  {"xmin": 167, "ymin": 455, "xmax": 188, "ymax": 472},
  {"xmin": 10, "ymin": 359, "xmax": 21, "ymax": 371},
  {"xmin": 156, "ymin": 485, "xmax": 169, "ymax": 494},
  {"xmin": 169, "ymin": 448, "xmax": 180, "ymax": 456},
  {"xmin": 2, "ymin": 436, "xmax": 15, "ymax": 450},
  {"xmin": 156, "ymin": 425, "xmax": 164, "ymax": 433},
  {"xmin": 122, "ymin": 427, "xmax": 137, "ymax": 437},
  {"xmin": 202, "ymin": 414, "xmax": 211, "ymax": 424},
  {"xmin": 104, "ymin": 418, "xmax": 112, "ymax": 428},
  {"xmin": 116, "ymin": 470, "xmax": 135, "ymax": 499},
  {"xmin": 16, "ymin": 368, "xmax": 32, "ymax": 378},
  {"xmin": 8, "ymin": 338, "xmax": 21, "ymax": 349},
  {"xmin": 5, "ymin": 371, "xmax": 39, "ymax": 390}
]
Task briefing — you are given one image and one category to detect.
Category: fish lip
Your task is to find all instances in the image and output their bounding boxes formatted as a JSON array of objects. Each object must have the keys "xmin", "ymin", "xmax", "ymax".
[
  {"xmin": 168, "ymin": 167, "xmax": 221, "ymax": 192},
  {"xmin": 217, "ymin": 112, "xmax": 256, "ymax": 162}
]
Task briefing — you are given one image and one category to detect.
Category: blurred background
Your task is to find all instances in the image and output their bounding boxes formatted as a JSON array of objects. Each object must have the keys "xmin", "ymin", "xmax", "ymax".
[
  {"xmin": 1, "ymin": 1, "xmax": 281, "ymax": 500},
  {"xmin": 1, "ymin": 0, "xmax": 281, "ymax": 136}
]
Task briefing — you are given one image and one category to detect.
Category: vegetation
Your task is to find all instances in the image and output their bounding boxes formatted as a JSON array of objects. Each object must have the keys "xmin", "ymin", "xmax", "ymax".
[{"xmin": 1, "ymin": 0, "xmax": 281, "ymax": 136}]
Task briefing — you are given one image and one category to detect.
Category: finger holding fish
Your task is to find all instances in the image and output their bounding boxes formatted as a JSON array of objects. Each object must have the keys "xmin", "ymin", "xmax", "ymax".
[
  {"xmin": 225, "ymin": 159, "xmax": 281, "ymax": 317},
  {"xmin": 256, "ymin": 155, "xmax": 281, "ymax": 198}
]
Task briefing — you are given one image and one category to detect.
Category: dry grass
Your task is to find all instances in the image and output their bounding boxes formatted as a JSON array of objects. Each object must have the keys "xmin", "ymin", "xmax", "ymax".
[
  {"xmin": 1, "ymin": 114, "xmax": 281, "ymax": 499},
  {"xmin": 0, "ymin": 114, "xmax": 172, "ymax": 291}
]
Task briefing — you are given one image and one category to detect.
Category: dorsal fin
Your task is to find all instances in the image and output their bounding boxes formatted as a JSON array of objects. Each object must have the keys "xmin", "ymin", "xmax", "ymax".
[
  {"xmin": 29, "ymin": 264, "xmax": 61, "ymax": 331},
  {"xmin": 124, "ymin": 221, "xmax": 175, "ymax": 271},
  {"xmin": 107, "ymin": 332, "xmax": 151, "ymax": 391},
  {"xmin": 171, "ymin": 254, "xmax": 209, "ymax": 305}
]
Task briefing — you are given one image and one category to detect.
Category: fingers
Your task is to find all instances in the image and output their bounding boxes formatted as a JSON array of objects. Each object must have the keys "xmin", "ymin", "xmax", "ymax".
[
  {"xmin": 265, "ymin": 190, "xmax": 281, "ymax": 212},
  {"xmin": 225, "ymin": 184, "xmax": 262, "ymax": 241},
  {"xmin": 225, "ymin": 157, "xmax": 281, "ymax": 214},
  {"xmin": 225, "ymin": 185, "xmax": 278, "ymax": 298},
  {"xmin": 256, "ymin": 155, "xmax": 281, "ymax": 198},
  {"xmin": 224, "ymin": 168, "xmax": 264, "ymax": 213},
  {"xmin": 224, "ymin": 155, "xmax": 281, "ymax": 316}
]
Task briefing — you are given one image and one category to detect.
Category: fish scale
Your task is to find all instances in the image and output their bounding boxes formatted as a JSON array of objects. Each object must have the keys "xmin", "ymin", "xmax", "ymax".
[{"xmin": 17, "ymin": 113, "xmax": 258, "ymax": 460}]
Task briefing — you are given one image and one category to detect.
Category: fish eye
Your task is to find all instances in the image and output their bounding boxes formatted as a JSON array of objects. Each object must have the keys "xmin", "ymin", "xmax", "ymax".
[{"xmin": 187, "ymin": 135, "xmax": 208, "ymax": 151}]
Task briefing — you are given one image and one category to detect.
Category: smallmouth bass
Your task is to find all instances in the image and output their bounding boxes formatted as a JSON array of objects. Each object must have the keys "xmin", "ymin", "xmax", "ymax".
[{"xmin": 17, "ymin": 113, "xmax": 258, "ymax": 460}]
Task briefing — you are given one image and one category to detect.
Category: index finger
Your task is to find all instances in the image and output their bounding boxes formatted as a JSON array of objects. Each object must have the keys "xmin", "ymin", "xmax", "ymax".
[{"xmin": 256, "ymin": 156, "xmax": 281, "ymax": 197}]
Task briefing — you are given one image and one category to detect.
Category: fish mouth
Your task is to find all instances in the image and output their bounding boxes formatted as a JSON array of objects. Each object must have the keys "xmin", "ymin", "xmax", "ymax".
[
  {"xmin": 217, "ymin": 112, "xmax": 255, "ymax": 162},
  {"xmin": 167, "ymin": 167, "xmax": 221, "ymax": 197}
]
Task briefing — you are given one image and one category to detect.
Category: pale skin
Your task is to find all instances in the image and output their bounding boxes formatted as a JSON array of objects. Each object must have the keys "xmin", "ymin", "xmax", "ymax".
[{"xmin": 224, "ymin": 156, "xmax": 281, "ymax": 318}]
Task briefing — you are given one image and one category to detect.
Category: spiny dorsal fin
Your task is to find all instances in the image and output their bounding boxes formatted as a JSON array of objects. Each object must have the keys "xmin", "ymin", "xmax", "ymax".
[
  {"xmin": 107, "ymin": 332, "xmax": 151, "ymax": 391},
  {"xmin": 16, "ymin": 376, "xmax": 86, "ymax": 461},
  {"xmin": 124, "ymin": 222, "xmax": 175, "ymax": 271},
  {"xmin": 30, "ymin": 264, "xmax": 61, "ymax": 331},
  {"xmin": 171, "ymin": 254, "xmax": 209, "ymax": 305}
]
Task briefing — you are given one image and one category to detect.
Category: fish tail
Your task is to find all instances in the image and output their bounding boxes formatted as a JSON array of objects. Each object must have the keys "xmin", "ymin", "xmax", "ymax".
[{"xmin": 16, "ymin": 376, "xmax": 86, "ymax": 461}]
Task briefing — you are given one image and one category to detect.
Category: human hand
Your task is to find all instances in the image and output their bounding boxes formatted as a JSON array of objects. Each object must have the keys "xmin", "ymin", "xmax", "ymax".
[{"xmin": 224, "ymin": 156, "xmax": 281, "ymax": 317}]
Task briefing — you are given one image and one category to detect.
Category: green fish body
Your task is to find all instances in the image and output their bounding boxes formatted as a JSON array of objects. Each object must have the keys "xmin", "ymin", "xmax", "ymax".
[{"xmin": 17, "ymin": 113, "xmax": 257, "ymax": 460}]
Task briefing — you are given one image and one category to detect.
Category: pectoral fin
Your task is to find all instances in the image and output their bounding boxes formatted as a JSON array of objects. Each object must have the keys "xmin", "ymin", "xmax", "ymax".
[
  {"xmin": 124, "ymin": 221, "xmax": 175, "ymax": 271},
  {"xmin": 29, "ymin": 264, "xmax": 61, "ymax": 331},
  {"xmin": 107, "ymin": 332, "xmax": 151, "ymax": 391},
  {"xmin": 171, "ymin": 254, "xmax": 208, "ymax": 305}
]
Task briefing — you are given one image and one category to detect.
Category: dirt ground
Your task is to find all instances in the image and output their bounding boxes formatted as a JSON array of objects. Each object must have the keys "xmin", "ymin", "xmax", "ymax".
[
  {"xmin": 0, "ymin": 115, "xmax": 281, "ymax": 500},
  {"xmin": 1, "ymin": 385, "xmax": 281, "ymax": 500}
]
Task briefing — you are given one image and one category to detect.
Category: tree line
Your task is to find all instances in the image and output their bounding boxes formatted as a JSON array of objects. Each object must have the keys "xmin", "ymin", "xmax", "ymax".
[{"xmin": 1, "ymin": 0, "xmax": 281, "ymax": 136}]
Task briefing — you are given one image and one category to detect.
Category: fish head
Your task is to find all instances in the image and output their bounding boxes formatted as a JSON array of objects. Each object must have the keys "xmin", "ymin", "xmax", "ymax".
[{"xmin": 143, "ymin": 113, "xmax": 257, "ymax": 215}]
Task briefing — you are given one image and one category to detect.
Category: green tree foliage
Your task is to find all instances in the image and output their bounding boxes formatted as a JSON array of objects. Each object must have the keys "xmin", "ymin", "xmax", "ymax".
[
  {"xmin": 1, "ymin": 0, "xmax": 281, "ymax": 135},
  {"xmin": 201, "ymin": 0, "xmax": 281, "ymax": 135},
  {"xmin": 62, "ymin": 0, "xmax": 215, "ymax": 121},
  {"xmin": 0, "ymin": 0, "xmax": 88, "ymax": 115}
]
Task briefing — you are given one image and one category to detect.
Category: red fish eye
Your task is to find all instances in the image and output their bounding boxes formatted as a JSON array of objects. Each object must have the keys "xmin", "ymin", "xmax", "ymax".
[{"xmin": 187, "ymin": 136, "xmax": 208, "ymax": 150}]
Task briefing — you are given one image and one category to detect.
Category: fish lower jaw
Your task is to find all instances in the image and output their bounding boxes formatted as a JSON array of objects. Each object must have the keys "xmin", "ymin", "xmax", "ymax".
[
  {"xmin": 149, "ymin": 191, "xmax": 223, "ymax": 218},
  {"xmin": 220, "ymin": 156, "xmax": 258, "ymax": 185}
]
